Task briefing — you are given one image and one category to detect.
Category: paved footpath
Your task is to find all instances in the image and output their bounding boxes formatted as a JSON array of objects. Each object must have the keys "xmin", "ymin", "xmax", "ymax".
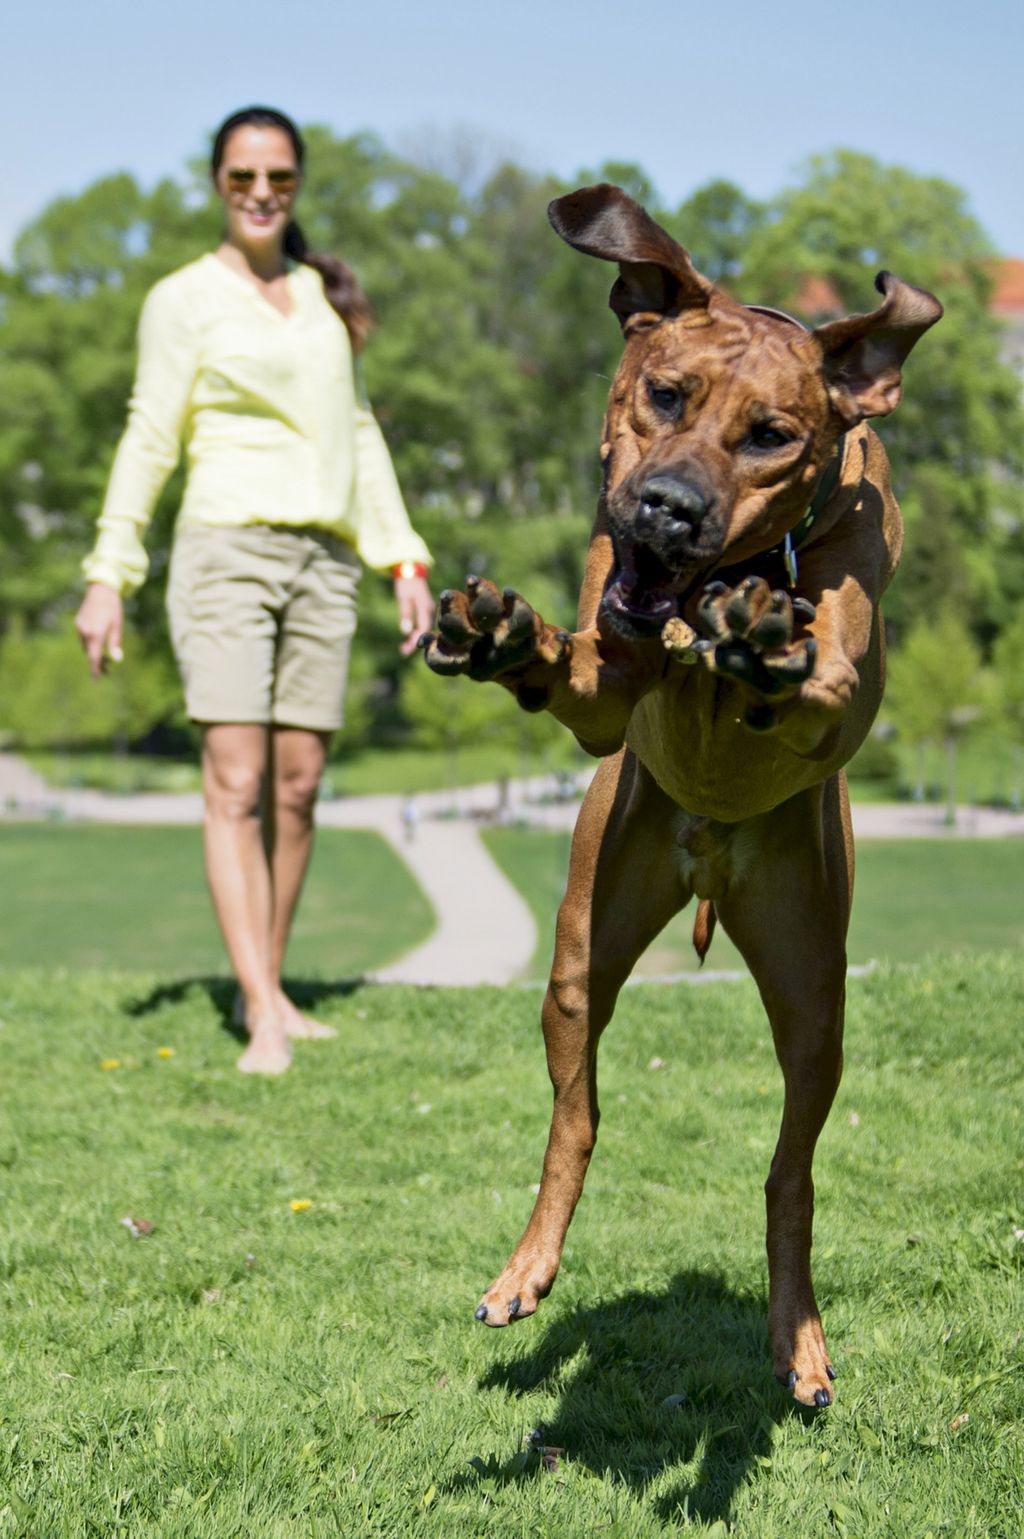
[{"xmin": 2, "ymin": 753, "xmax": 1022, "ymax": 985}]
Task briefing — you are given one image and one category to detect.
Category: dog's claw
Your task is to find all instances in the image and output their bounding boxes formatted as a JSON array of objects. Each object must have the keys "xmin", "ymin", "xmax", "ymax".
[
  {"xmin": 508, "ymin": 1295, "xmax": 521, "ymax": 1318},
  {"xmin": 468, "ymin": 583, "xmax": 504, "ymax": 631},
  {"xmin": 475, "ymin": 1303, "xmax": 489, "ymax": 1321},
  {"xmin": 696, "ymin": 583, "xmax": 730, "ymax": 641},
  {"xmin": 749, "ymin": 591, "xmax": 792, "ymax": 651},
  {"xmin": 826, "ymin": 1364, "xmax": 837, "ymax": 1381},
  {"xmin": 505, "ymin": 595, "xmax": 536, "ymax": 641},
  {"xmin": 813, "ymin": 1388, "xmax": 832, "ymax": 1408},
  {"xmin": 787, "ymin": 1370, "xmax": 797, "ymax": 1390}
]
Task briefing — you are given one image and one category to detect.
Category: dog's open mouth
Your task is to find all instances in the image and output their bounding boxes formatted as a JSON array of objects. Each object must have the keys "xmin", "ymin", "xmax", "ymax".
[{"xmin": 602, "ymin": 541, "xmax": 679, "ymax": 637}]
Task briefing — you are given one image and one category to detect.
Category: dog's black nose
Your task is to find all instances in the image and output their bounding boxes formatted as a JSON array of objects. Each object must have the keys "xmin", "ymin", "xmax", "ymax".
[{"xmin": 638, "ymin": 476, "xmax": 711, "ymax": 535}]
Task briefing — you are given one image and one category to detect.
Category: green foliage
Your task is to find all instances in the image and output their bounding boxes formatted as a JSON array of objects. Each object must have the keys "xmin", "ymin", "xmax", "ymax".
[
  {"xmin": 668, "ymin": 179, "xmax": 765, "ymax": 282},
  {"xmin": 1, "ymin": 136, "xmax": 1022, "ymax": 763},
  {"xmin": 887, "ymin": 610, "xmax": 984, "ymax": 747},
  {"xmin": 886, "ymin": 610, "xmax": 987, "ymax": 817},
  {"xmin": 0, "ymin": 618, "xmax": 179, "ymax": 748},
  {"xmin": 992, "ymin": 606, "xmax": 1024, "ymax": 742}
]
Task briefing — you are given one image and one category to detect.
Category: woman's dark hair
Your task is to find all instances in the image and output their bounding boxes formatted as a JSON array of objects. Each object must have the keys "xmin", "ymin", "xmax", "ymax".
[{"xmin": 211, "ymin": 105, "xmax": 374, "ymax": 351}]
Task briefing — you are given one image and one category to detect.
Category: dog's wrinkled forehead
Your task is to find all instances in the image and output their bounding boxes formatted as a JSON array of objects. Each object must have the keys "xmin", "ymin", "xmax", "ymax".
[{"xmin": 622, "ymin": 295, "xmax": 821, "ymax": 400}]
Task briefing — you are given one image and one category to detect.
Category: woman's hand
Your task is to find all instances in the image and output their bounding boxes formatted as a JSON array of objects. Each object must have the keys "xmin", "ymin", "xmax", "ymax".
[
  {"xmin": 395, "ymin": 574, "xmax": 434, "ymax": 657},
  {"xmin": 75, "ymin": 583, "xmax": 124, "ymax": 678}
]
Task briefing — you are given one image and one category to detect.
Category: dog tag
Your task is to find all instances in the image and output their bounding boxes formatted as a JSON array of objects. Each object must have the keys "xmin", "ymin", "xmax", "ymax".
[{"xmin": 783, "ymin": 532, "xmax": 798, "ymax": 587}]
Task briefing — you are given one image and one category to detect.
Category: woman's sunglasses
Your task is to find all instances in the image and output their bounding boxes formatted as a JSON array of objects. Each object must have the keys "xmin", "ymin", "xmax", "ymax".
[{"xmin": 225, "ymin": 168, "xmax": 300, "ymax": 196}]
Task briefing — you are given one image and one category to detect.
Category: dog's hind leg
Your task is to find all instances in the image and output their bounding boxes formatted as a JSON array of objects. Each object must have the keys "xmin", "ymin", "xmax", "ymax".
[
  {"xmin": 475, "ymin": 748, "xmax": 689, "ymax": 1327},
  {"xmin": 716, "ymin": 774, "xmax": 853, "ymax": 1406}
]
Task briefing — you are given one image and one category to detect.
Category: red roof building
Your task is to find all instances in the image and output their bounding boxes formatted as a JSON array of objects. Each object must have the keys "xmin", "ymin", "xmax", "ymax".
[{"xmin": 991, "ymin": 258, "xmax": 1024, "ymax": 381}]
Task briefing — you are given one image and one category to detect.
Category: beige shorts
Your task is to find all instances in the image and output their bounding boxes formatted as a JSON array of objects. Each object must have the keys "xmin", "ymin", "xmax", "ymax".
[{"xmin": 166, "ymin": 524, "xmax": 361, "ymax": 731}]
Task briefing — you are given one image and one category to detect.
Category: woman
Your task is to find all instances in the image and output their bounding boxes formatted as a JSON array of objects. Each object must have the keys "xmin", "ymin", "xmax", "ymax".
[{"xmin": 75, "ymin": 106, "xmax": 433, "ymax": 1075}]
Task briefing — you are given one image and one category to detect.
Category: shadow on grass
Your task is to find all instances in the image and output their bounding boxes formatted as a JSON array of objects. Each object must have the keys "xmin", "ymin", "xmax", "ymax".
[
  {"xmin": 123, "ymin": 975, "xmax": 366, "ymax": 1040},
  {"xmin": 458, "ymin": 1271, "xmax": 808, "ymax": 1527}
]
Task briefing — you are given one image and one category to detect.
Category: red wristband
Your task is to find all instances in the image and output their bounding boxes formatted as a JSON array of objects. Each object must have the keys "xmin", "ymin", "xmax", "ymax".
[{"xmin": 391, "ymin": 561, "xmax": 428, "ymax": 579}]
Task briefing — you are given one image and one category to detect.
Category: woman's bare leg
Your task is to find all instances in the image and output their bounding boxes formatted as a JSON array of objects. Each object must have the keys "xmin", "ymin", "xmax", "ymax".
[
  {"xmin": 201, "ymin": 723, "xmax": 291, "ymax": 1074},
  {"xmin": 265, "ymin": 726, "xmax": 335, "ymax": 1038}
]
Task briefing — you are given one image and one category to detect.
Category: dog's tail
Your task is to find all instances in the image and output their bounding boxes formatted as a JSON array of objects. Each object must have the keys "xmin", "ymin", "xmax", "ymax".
[{"xmin": 692, "ymin": 899, "xmax": 717, "ymax": 964}]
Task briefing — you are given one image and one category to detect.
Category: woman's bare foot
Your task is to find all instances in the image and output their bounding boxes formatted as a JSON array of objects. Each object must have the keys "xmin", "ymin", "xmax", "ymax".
[
  {"xmin": 236, "ymin": 1010, "xmax": 292, "ymax": 1075},
  {"xmin": 280, "ymin": 996, "xmax": 337, "ymax": 1040},
  {"xmin": 233, "ymin": 990, "xmax": 337, "ymax": 1042}
]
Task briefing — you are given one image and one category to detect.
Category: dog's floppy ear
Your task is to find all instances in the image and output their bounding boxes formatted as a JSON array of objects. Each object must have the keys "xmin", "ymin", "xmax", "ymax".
[
  {"xmin": 813, "ymin": 272, "xmax": 943, "ymax": 423},
  {"xmin": 548, "ymin": 183, "xmax": 713, "ymax": 331}
]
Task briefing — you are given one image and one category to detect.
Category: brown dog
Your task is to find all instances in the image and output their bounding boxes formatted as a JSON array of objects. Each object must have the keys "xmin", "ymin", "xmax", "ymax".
[{"xmin": 423, "ymin": 184, "xmax": 941, "ymax": 1407}]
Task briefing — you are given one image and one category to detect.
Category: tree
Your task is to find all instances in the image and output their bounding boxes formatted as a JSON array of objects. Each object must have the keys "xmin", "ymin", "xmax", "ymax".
[
  {"xmin": 0, "ymin": 619, "xmax": 179, "ymax": 750},
  {"xmin": 886, "ymin": 610, "xmax": 984, "ymax": 821},
  {"xmin": 668, "ymin": 180, "xmax": 765, "ymax": 284},
  {"xmin": 991, "ymin": 608, "xmax": 1024, "ymax": 807}
]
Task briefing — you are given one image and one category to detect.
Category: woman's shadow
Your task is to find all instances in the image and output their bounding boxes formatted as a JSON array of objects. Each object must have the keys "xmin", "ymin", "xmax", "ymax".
[
  {"xmin": 457, "ymin": 1270, "xmax": 803, "ymax": 1527},
  {"xmin": 124, "ymin": 975, "xmax": 365, "ymax": 1041}
]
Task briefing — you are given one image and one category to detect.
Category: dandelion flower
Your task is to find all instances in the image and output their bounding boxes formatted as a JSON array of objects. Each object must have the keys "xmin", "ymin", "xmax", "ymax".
[
  {"xmin": 100, "ymin": 1059, "xmax": 122, "ymax": 1071},
  {"xmin": 290, "ymin": 1199, "xmax": 313, "ymax": 1213},
  {"xmin": 156, "ymin": 1047, "xmax": 174, "ymax": 1059}
]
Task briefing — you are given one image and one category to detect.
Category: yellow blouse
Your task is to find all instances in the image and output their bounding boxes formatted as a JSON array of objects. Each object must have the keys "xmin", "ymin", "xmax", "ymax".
[{"xmin": 83, "ymin": 253, "xmax": 431, "ymax": 594}]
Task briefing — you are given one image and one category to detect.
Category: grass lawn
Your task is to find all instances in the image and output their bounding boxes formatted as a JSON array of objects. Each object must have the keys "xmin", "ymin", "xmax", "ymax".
[
  {"xmin": 484, "ymin": 830, "xmax": 1024, "ymax": 979},
  {"xmin": 1, "ymin": 957, "xmax": 1022, "ymax": 1536},
  {"xmin": 0, "ymin": 825, "xmax": 433, "ymax": 978}
]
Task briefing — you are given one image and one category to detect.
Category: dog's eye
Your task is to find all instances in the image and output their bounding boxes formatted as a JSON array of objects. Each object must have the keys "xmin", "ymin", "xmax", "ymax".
[
  {"xmin": 749, "ymin": 423, "xmax": 794, "ymax": 450},
  {"xmin": 648, "ymin": 383, "xmax": 681, "ymax": 415}
]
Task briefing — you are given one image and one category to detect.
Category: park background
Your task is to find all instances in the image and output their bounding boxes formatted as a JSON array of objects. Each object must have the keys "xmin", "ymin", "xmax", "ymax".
[
  {"xmin": 2, "ymin": 0, "xmax": 1024, "ymax": 810},
  {"xmin": 2, "ymin": 1, "xmax": 1023, "ymax": 1535}
]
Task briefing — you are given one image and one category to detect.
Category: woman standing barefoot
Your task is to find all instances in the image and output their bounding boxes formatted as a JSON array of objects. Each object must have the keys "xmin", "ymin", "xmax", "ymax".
[{"xmin": 75, "ymin": 106, "xmax": 433, "ymax": 1074}]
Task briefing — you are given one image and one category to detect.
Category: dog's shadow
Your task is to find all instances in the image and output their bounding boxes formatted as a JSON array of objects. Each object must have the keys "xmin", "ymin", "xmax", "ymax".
[
  {"xmin": 456, "ymin": 1270, "xmax": 801, "ymax": 1526},
  {"xmin": 124, "ymin": 975, "xmax": 365, "ymax": 1040}
]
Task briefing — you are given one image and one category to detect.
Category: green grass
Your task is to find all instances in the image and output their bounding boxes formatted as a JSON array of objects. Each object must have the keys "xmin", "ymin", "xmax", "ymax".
[
  {"xmin": 0, "ymin": 825, "xmax": 433, "ymax": 977},
  {"xmin": 484, "ymin": 830, "xmax": 1024, "ymax": 979},
  {"xmin": 1, "ymin": 957, "xmax": 1022, "ymax": 1536}
]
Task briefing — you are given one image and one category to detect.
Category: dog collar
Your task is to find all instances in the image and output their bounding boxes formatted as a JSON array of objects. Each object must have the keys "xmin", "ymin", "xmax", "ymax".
[{"xmin": 767, "ymin": 434, "xmax": 846, "ymax": 586}]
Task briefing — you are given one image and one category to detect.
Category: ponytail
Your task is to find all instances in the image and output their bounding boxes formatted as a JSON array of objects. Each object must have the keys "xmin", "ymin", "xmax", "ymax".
[{"xmin": 284, "ymin": 220, "xmax": 375, "ymax": 353}]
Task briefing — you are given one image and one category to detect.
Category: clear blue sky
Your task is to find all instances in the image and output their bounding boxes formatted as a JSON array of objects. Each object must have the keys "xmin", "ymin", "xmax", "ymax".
[{"xmin": 6, "ymin": 0, "xmax": 1022, "ymax": 258}]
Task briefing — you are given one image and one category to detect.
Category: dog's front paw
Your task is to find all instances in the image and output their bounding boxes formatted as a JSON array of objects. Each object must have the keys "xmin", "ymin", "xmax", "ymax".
[
  {"xmin": 421, "ymin": 576, "xmax": 571, "ymax": 697},
  {"xmin": 772, "ymin": 1315, "xmax": 837, "ymax": 1409},
  {"xmin": 696, "ymin": 577, "xmax": 817, "ymax": 731},
  {"xmin": 473, "ymin": 1262, "xmax": 552, "ymax": 1328}
]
